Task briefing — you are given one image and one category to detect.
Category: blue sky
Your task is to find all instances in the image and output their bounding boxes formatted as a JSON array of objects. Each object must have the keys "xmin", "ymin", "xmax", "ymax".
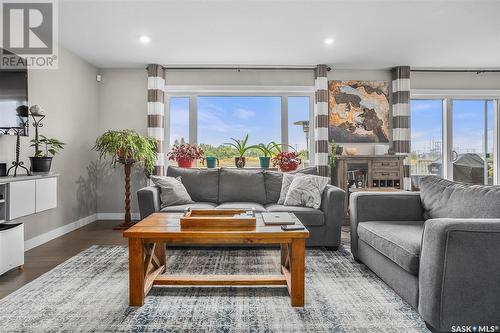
[
  {"xmin": 411, "ymin": 99, "xmax": 494, "ymax": 156},
  {"xmin": 169, "ymin": 96, "xmax": 310, "ymax": 151}
]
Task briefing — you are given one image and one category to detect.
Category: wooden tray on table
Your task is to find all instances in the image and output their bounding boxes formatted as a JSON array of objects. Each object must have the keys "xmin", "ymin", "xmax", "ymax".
[{"xmin": 180, "ymin": 208, "xmax": 256, "ymax": 228}]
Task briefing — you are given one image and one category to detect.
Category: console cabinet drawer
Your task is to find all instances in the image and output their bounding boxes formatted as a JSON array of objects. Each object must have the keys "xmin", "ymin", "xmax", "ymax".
[
  {"xmin": 373, "ymin": 171, "xmax": 400, "ymax": 179},
  {"xmin": 372, "ymin": 160, "xmax": 400, "ymax": 170}
]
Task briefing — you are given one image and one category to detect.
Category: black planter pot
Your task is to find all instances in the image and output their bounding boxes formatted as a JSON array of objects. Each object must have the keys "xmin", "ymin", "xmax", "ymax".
[
  {"xmin": 30, "ymin": 156, "xmax": 53, "ymax": 173},
  {"xmin": 235, "ymin": 156, "xmax": 246, "ymax": 168}
]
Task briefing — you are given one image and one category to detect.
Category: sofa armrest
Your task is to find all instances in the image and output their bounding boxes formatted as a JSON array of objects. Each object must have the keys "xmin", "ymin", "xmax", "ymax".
[
  {"xmin": 320, "ymin": 185, "xmax": 346, "ymax": 247},
  {"xmin": 349, "ymin": 192, "xmax": 423, "ymax": 258},
  {"xmin": 419, "ymin": 218, "xmax": 500, "ymax": 331},
  {"xmin": 137, "ymin": 186, "xmax": 161, "ymax": 219}
]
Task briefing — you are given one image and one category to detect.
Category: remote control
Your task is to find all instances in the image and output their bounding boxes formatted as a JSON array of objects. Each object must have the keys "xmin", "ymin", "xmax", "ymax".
[{"xmin": 281, "ymin": 225, "xmax": 305, "ymax": 231}]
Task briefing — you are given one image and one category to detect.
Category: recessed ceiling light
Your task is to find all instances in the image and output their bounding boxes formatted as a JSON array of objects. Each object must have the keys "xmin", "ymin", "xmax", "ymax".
[
  {"xmin": 324, "ymin": 38, "xmax": 335, "ymax": 46},
  {"xmin": 139, "ymin": 35, "xmax": 151, "ymax": 44}
]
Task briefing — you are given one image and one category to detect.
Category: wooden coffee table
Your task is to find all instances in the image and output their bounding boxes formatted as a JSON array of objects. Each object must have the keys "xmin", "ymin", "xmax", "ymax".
[{"xmin": 123, "ymin": 212, "xmax": 309, "ymax": 307}]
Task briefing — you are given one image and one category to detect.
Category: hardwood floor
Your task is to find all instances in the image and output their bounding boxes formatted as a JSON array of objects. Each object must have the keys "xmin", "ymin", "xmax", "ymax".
[
  {"xmin": 0, "ymin": 221, "xmax": 351, "ymax": 300},
  {"xmin": 0, "ymin": 221, "xmax": 126, "ymax": 300}
]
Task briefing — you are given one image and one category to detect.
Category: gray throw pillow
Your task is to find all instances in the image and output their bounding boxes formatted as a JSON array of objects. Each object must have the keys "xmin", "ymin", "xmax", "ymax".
[
  {"xmin": 283, "ymin": 175, "xmax": 329, "ymax": 209},
  {"xmin": 150, "ymin": 175, "xmax": 194, "ymax": 208}
]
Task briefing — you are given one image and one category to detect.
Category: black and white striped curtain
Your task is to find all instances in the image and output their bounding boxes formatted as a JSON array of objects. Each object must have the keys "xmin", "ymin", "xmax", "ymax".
[
  {"xmin": 147, "ymin": 64, "xmax": 166, "ymax": 176},
  {"xmin": 391, "ymin": 66, "xmax": 411, "ymax": 190},
  {"xmin": 314, "ymin": 64, "xmax": 329, "ymax": 177}
]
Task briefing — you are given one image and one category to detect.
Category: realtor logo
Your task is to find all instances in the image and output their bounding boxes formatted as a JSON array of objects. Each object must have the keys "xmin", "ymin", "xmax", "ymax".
[{"xmin": 0, "ymin": 0, "xmax": 58, "ymax": 69}]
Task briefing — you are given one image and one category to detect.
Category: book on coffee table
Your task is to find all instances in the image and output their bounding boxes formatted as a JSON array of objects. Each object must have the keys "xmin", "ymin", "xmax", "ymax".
[{"xmin": 261, "ymin": 212, "xmax": 296, "ymax": 225}]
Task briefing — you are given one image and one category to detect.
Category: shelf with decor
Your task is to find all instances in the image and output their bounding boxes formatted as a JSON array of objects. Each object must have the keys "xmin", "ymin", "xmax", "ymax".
[{"xmin": 332, "ymin": 155, "xmax": 406, "ymax": 213}]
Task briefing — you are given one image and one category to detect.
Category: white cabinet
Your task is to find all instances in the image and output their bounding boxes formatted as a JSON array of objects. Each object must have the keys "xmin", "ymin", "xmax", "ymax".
[
  {"xmin": 9, "ymin": 179, "xmax": 36, "ymax": 220},
  {"xmin": 5, "ymin": 176, "xmax": 58, "ymax": 220},
  {"xmin": 0, "ymin": 223, "xmax": 24, "ymax": 275},
  {"xmin": 35, "ymin": 177, "xmax": 57, "ymax": 212}
]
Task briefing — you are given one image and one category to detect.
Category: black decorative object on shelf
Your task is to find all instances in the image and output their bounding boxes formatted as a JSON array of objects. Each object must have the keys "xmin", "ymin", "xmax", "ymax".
[
  {"xmin": 7, "ymin": 119, "xmax": 30, "ymax": 177},
  {"xmin": 31, "ymin": 113, "xmax": 46, "ymax": 154}
]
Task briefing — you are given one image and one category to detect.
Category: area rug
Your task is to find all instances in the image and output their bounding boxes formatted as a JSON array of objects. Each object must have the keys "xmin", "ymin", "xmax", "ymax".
[{"xmin": 0, "ymin": 245, "xmax": 429, "ymax": 332}]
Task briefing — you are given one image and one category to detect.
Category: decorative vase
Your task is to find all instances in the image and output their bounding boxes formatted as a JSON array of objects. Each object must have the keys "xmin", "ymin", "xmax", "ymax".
[
  {"xmin": 259, "ymin": 156, "xmax": 270, "ymax": 168},
  {"xmin": 29, "ymin": 156, "xmax": 52, "ymax": 173},
  {"xmin": 235, "ymin": 156, "xmax": 246, "ymax": 168},
  {"xmin": 335, "ymin": 146, "xmax": 343, "ymax": 155},
  {"xmin": 177, "ymin": 157, "xmax": 194, "ymax": 168},
  {"xmin": 279, "ymin": 164, "xmax": 298, "ymax": 172}
]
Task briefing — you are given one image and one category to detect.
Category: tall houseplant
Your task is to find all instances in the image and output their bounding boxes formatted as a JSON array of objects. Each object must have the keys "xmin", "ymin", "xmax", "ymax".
[
  {"xmin": 93, "ymin": 129, "xmax": 157, "ymax": 229},
  {"xmin": 225, "ymin": 134, "xmax": 258, "ymax": 168}
]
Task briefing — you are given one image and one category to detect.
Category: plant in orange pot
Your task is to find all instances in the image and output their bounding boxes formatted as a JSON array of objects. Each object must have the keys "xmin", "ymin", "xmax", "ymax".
[
  {"xmin": 93, "ymin": 129, "xmax": 157, "ymax": 229},
  {"xmin": 167, "ymin": 143, "xmax": 204, "ymax": 168},
  {"xmin": 272, "ymin": 151, "xmax": 302, "ymax": 172}
]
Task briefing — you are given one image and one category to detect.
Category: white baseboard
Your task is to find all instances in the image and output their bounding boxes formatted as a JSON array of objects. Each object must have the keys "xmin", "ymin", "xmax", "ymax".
[
  {"xmin": 24, "ymin": 214, "xmax": 98, "ymax": 251},
  {"xmin": 23, "ymin": 212, "xmax": 142, "ymax": 251},
  {"xmin": 96, "ymin": 213, "xmax": 141, "ymax": 220}
]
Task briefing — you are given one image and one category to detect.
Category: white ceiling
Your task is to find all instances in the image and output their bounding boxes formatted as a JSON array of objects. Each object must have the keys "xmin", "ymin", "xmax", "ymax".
[{"xmin": 59, "ymin": 0, "xmax": 500, "ymax": 69}]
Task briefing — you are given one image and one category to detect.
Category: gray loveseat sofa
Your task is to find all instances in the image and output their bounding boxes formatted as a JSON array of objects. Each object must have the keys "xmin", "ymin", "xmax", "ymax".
[
  {"xmin": 350, "ymin": 176, "xmax": 500, "ymax": 332},
  {"xmin": 138, "ymin": 166, "xmax": 345, "ymax": 248}
]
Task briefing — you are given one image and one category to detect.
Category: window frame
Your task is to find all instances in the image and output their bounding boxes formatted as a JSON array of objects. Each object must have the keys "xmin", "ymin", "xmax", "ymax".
[
  {"xmin": 411, "ymin": 89, "xmax": 500, "ymax": 185},
  {"xmin": 165, "ymin": 85, "xmax": 315, "ymax": 167}
]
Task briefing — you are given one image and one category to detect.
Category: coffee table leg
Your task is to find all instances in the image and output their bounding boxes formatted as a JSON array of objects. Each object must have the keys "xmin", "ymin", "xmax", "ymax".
[
  {"xmin": 129, "ymin": 238, "xmax": 145, "ymax": 306},
  {"xmin": 280, "ymin": 244, "xmax": 289, "ymax": 272},
  {"xmin": 155, "ymin": 241, "xmax": 166, "ymax": 273},
  {"xmin": 290, "ymin": 238, "xmax": 305, "ymax": 307}
]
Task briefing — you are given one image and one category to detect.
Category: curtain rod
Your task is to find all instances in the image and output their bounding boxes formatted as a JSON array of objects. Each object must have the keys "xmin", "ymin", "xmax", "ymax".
[
  {"xmin": 411, "ymin": 69, "xmax": 500, "ymax": 74},
  {"xmin": 163, "ymin": 66, "xmax": 331, "ymax": 71}
]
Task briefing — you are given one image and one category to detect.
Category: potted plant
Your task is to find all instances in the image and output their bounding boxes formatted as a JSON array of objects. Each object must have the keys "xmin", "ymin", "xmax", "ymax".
[
  {"xmin": 225, "ymin": 134, "xmax": 257, "ymax": 168},
  {"xmin": 29, "ymin": 135, "xmax": 65, "ymax": 173},
  {"xmin": 272, "ymin": 151, "xmax": 302, "ymax": 172},
  {"xmin": 93, "ymin": 129, "xmax": 157, "ymax": 229},
  {"xmin": 167, "ymin": 143, "xmax": 204, "ymax": 168},
  {"xmin": 256, "ymin": 142, "xmax": 293, "ymax": 169}
]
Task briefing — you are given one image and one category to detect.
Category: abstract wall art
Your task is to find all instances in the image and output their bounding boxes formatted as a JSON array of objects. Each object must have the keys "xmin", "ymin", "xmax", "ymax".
[{"xmin": 328, "ymin": 80, "xmax": 390, "ymax": 143}]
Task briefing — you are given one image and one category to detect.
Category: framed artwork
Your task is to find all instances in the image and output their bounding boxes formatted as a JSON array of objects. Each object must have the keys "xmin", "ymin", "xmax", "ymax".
[{"xmin": 328, "ymin": 80, "xmax": 390, "ymax": 143}]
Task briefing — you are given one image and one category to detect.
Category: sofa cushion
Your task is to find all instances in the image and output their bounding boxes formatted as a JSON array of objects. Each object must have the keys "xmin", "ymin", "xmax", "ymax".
[
  {"xmin": 216, "ymin": 202, "xmax": 267, "ymax": 212},
  {"xmin": 357, "ymin": 221, "xmax": 424, "ymax": 275},
  {"xmin": 291, "ymin": 166, "xmax": 318, "ymax": 175},
  {"xmin": 265, "ymin": 204, "xmax": 324, "ymax": 226},
  {"xmin": 150, "ymin": 175, "xmax": 193, "ymax": 208},
  {"xmin": 166, "ymin": 166, "xmax": 219, "ymax": 203},
  {"xmin": 160, "ymin": 202, "xmax": 217, "ymax": 212},
  {"xmin": 420, "ymin": 175, "xmax": 500, "ymax": 219},
  {"xmin": 218, "ymin": 168, "xmax": 266, "ymax": 204},
  {"xmin": 263, "ymin": 171, "xmax": 283, "ymax": 204}
]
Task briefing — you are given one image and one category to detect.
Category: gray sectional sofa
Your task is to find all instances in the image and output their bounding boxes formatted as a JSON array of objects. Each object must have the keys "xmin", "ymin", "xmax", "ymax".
[
  {"xmin": 137, "ymin": 166, "xmax": 345, "ymax": 248},
  {"xmin": 350, "ymin": 176, "xmax": 500, "ymax": 332}
]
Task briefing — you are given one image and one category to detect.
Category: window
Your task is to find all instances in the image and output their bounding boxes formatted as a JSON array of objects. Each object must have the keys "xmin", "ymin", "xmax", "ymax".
[
  {"xmin": 410, "ymin": 99, "xmax": 443, "ymax": 177},
  {"xmin": 411, "ymin": 95, "xmax": 499, "ymax": 185},
  {"xmin": 452, "ymin": 100, "xmax": 495, "ymax": 185},
  {"xmin": 288, "ymin": 96, "xmax": 311, "ymax": 167},
  {"xmin": 169, "ymin": 97, "xmax": 189, "ymax": 145},
  {"xmin": 166, "ymin": 91, "xmax": 313, "ymax": 168},
  {"xmin": 197, "ymin": 96, "xmax": 281, "ymax": 167}
]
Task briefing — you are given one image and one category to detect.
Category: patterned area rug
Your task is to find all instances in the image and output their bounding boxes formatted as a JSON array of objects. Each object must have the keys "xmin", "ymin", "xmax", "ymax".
[{"xmin": 0, "ymin": 246, "xmax": 429, "ymax": 332}]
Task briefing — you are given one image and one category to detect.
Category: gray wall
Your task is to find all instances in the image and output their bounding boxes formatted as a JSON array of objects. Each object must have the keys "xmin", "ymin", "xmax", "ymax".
[
  {"xmin": 0, "ymin": 46, "xmax": 100, "ymax": 240},
  {"xmin": 412, "ymin": 72, "xmax": 500, "ymax": 90},
  {"xmin": 96, "ymin": 69, "xmax": 148, "ymax": 216}
]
